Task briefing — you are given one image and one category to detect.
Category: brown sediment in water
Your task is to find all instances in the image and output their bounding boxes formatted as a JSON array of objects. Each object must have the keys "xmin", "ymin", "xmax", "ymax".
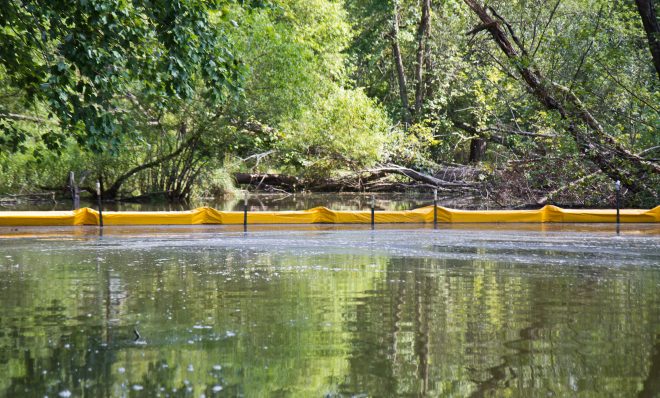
[{"xmin": 0, "ymin": 222, "xmax": 658, "ymax": 239}]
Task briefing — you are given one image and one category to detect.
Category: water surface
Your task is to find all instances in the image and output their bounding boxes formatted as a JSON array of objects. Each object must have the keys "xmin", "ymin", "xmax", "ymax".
[
  {"xmin": 0, "ymin": 192, "xmax": 484, "ymax": 212},
  {"xmin": 0, "ymin": 225, "xmax": 659, "ymax": 397}
]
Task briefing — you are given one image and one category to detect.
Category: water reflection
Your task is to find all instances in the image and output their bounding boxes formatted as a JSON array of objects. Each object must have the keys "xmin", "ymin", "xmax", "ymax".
[
  {"xmin": 0, "ymin": 230, "xmax": 659, "ymax": 397},
  {"xmin": 1, "ymin": 192, "xmax": 482, "ymax": 212}
]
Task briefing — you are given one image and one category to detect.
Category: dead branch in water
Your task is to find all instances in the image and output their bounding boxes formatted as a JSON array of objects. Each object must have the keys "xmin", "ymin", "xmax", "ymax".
[{"xmin": 233, "ymin": 163, "xmax": 481, "ymax": 193}]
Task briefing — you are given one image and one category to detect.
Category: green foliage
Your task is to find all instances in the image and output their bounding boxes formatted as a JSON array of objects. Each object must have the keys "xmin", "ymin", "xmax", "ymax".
[
  {"xmin": 0, "ymin": 0, "xmax": 242, "ymax": 153},
  {"xmin": 345, "ymin": 0, "xmax": 658, "ymax": 205},
  {"xmin": 278, "ymin": 88, "xmax": 389, "ymax": 178},
  {"xmin": 222, "ymin": 0, "xmax": 390, "ymax": 180},
  {"xmin": 0, "ymin": 0, "xmax": 658, "ymax": 205},
  {"xmin": 227, "ymin": 0, "xmax": 351, "ymax": 122}
]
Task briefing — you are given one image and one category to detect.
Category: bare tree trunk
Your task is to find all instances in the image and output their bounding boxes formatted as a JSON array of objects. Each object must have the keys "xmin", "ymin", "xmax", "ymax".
[
  {"xmin": 104, "ymin": 133, "xmax": 200, "ymax": 199},
  {"xmin": 368, "ymin": 164, "xmax": 476, "ymax": 187},
  {"xmin": 463, "ymin": 0, "xmax": 659, "ymax": 197},
  {"xmin": 391, "ymin": 1, "xmax": 412, "ymax": 126},
  {"xmin": 635, "ymin": 0, "xmax": 660, "ymax": 80},
  {"xmin": 234, "ymin": 165, "xmax": 478, "ymax": 192},
  {"xmin": 469, "ymin": 138, "xmax": 487, "ymax": 162},
  {"xmin": 424, "ymin": 28, "xmax": 435, "ymax": 102},
  {"xmin": 536, "ymin": 171, "xmax": 602, "ymax": 205},
  {"xmin": 234, "ymin": 173, "xmax": 300, "ymax": 189},
  {"xmin": 414, "ymin": 0, "xmax": 432, "ymax": 116}
]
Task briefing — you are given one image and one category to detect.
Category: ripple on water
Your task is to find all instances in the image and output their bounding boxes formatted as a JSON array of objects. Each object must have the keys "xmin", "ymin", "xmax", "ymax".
[{"xmin": 0, "ymin": 227, "xmax": 658, "ymax": 397}]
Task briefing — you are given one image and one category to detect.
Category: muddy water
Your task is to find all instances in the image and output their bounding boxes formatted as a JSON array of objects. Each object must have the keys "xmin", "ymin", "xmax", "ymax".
[{"xmin": 0, "ymin": 225, "xmax": 659, "ymax": 397}]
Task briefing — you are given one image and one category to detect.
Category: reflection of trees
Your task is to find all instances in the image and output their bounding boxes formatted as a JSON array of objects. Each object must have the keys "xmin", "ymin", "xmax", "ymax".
[
  {"xmin": 340, "ymin": 257, "xmax": 660, "ymax": 397},
  {"xmin": 4, "ymin": 328, "xmax": 119, "ymax": 398},
  {"xmin": 1, "ymin": 245, "xmax": 660, "ymax": 397},
  {"xmin": 0, "ymin": 249, "xmax": 128, "ymax": 397},
  {"xmin": 639, "ymin": 334, "xmax": 660, "ymax": 398},
  {"xmin": 0, "ymin": 247, "xmax": 385, "ymax": 397}
]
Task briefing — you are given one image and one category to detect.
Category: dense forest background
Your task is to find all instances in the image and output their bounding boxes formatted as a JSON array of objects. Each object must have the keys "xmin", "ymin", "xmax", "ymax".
[{"xmin": 1, "ymin": 0, "xmax": 658, "ymax": 207}]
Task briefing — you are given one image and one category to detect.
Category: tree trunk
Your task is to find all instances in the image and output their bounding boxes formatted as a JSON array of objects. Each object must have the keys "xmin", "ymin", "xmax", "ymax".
[
  {"xmin": 233, "ymin": 173, "xmax": 300, "ymax": 190},
  {"xmin": 635, "ymin": 0, "xmax": 660, "ymax": 80},
  {"xmin": 233, "ymin": 166, "xmax": 479, "ymax": 192},
  {"xmin": 469, "ymin": 138, "xmax": 487, "ymax": 163},
  {"xmin": 104, "ymin": 133, "xmax": 200, "ymax": 199},
  {"xmin": 451, "ymin": 119, "xmax": 527, "ymax": 157},
  {"xmin": 366, "ymin": 164, "xmax": 478, "ymax": 187},
  {"xmin": 414, "ymin": 0, "xmax": 432, "ymax": 116},
  {"xmin": 463, "ymin": 0, "xmax": 659, "ymax": 198},
  {"xmin": 391, "ymin": 1, "xmax": 412, "ymax": 126}
]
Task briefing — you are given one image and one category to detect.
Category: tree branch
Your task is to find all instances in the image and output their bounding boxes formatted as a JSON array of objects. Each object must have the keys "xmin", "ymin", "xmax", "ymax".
[
  {"xmin": 104, "ymin": 133, "xmax": 201, "ymax": 198},
  {"xmin": 462, "ymin": 0, "xmax": 659, "ymax": 197},
  {"xmin": 0, "ymin": 112, "xmax": 55, "ymax": 124}
]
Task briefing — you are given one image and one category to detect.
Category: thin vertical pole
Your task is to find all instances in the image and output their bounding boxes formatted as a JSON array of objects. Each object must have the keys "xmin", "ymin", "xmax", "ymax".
[
  {"xmin": 371, "ymin": 195, "xmax": 375, "ymax": 229},
  {"xmin": 433, "ymin": 189, "xmax": 437, "ymax": 228},
  {"xmin": 243, "ymin": 191, "xmax": 248, "ymax": 232},
  {"xmin": 96, "ymin": 180, "xmax": 103, "ymax": 228},
  {"xmin": 615, "ymin": 180, "xmax": 621, "ymax": 232}
]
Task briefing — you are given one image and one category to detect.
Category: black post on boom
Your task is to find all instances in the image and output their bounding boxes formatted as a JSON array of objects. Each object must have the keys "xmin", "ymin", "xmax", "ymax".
[
  {"xmin": 370, "ymin": 195, "xmax": 375, "ymax": 229},
  {"xmin": 615, "ymin": 180, "xmax": 620, "ymax": 234},
  {"xmin": 243, "ymin": 191, "xmax": 248, "ymax": 232},
  {"xmin": 433, "ymin": 189, "xmax": 438, "ymax": 228},
  {"xmin": 96, "ymin": 180, "xmax": 103, "ymax": 228}
]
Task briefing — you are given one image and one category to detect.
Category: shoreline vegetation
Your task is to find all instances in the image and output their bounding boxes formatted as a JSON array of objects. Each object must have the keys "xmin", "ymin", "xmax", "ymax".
[{"xmin": 1, "ymin": 0, "xmax": 658, "ymax": 210}]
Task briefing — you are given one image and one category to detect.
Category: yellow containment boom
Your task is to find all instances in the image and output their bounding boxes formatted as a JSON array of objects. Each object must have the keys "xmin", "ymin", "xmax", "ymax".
[{"xmin": 0, "ymin": 205, "xmax": 658, "ymax": 226}]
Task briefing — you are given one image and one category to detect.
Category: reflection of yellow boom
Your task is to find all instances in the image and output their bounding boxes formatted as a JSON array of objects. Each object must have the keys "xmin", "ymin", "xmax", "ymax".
[{"xmin": 0, "ymin": 205, "xmax": 658, "ymax": 226}]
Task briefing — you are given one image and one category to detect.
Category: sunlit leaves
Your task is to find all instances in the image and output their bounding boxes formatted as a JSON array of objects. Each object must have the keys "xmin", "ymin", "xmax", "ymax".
[
  {"xmin": 0, "ymin": 0, "xmax": 243, "ymax": 153},
  {"xmin": 278, "ymin": 88, "xmax": 389, "ymax": 177}
]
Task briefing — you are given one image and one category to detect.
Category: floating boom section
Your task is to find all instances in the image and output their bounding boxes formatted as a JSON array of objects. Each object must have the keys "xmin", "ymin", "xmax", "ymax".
[{"xmin": 0, "ymin": 205, "xmax": 658, "ymax": 226}]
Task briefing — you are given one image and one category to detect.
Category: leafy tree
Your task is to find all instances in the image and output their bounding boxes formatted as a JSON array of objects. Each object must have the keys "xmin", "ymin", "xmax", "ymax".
[
  {"xmin": 0, "ymin": 0, "xmax": 242, "ymax": 153},
  {"xmin": 345, "ymin": 0, "xmax": 659, "ymax": 205},
  {"xmin": 1, "ymin": 0, "xmax": 658, "ymax": 206},
  {"xmin": 277, "ymin": 87, "xmax": 390, "ymax": 178}
]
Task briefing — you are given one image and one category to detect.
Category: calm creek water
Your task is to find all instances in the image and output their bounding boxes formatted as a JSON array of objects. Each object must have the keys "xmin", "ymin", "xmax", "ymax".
[
  {"xmin": 0, "ymin": 224, "xmax": 659, "ymax": 397},
  {"xmin": 0, "ymin": 192, "xmax": 485, "ymax": 212}
]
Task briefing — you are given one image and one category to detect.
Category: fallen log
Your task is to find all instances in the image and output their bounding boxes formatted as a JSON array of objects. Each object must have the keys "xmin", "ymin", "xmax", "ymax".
[
  {"xmin": 367, "ymin": 164, "xmax": 480, "ymax": 187},
  {"xmin": 536, "ymin": 171, "xmax": 602, "ymax": 205},
  {"xmin": 233, "ymin": 173, "xmax": 300, "ymax": 189},
  {"xmin": 233, "ymin": 164, "xmax": 481, "ymax": 193}
]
